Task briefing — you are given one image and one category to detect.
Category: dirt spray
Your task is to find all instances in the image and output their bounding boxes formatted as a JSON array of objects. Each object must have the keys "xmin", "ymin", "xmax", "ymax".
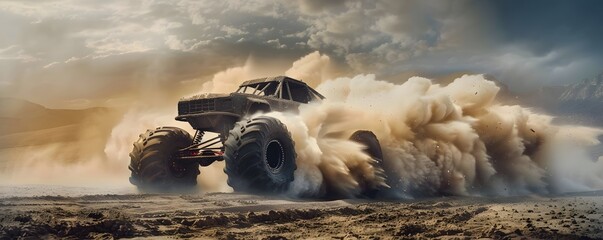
[
  {"xmin": 266, "ymin": 74, "xmax": 603, "ymax": 198},
  {"xmin": 2, "ymin": 51, "xmax": 602, "ymax": 198}
]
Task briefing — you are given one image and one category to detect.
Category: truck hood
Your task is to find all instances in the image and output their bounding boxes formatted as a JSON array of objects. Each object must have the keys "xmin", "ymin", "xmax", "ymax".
[{"xmin": 181, "ymin": 93, "xmax": 231, "ymax": 101}]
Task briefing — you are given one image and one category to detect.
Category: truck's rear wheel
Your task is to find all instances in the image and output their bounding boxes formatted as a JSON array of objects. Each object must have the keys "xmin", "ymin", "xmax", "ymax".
[
  {"xmin": 129, "ymin": 127, "xmax": 199, "ymax": 192},
  {"xmin": 349, "ymin": 130, "xmax": 387, "ymax": 198},
  {"xmin": 224, "ymin": 116, "xmax": 296, "ymax": 193}
]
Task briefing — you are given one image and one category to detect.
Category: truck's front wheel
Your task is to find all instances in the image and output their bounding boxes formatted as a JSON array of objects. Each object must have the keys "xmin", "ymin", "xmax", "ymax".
[
  {"xmin": 224, "ymin": 116, "xmax": 297, "ymax": 193},
  {"xmin": 129, "ymin": 127, "xmax": 199, "ymax": 192}
]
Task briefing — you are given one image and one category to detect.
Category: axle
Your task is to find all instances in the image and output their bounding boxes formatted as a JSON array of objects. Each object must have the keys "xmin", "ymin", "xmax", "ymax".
[{"xmin": 176, "ymin": 131, "xmax": 225, "ymax": 166}]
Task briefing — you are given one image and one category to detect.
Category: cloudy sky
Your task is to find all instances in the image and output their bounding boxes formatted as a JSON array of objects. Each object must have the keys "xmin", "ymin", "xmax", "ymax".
[{"xmin": 1, "ymin": 0, "xmax": 602, "ymax": 108}]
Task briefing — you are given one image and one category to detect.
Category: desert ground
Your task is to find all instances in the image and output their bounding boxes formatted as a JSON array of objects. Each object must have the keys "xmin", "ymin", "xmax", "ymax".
[{"xmin": 0, "ymin": 185, "xmax": 602, "ymax": 240}]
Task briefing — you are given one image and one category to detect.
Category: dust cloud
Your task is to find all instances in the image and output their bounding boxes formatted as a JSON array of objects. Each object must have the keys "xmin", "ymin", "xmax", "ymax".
[
  {"xmin": 267, "ymin": 74, "xmax": 603, "ymax": 198},
  {"xmin": 0, "ymin": 108, "xmax": 127, "ymax": 187},
  {"xmin": 196, "ymin": 51, "xmax": 603, "ymax": 198},
  {"xmin": 2, "ymin": 51, "xmax": 602, "ymax": 198}
]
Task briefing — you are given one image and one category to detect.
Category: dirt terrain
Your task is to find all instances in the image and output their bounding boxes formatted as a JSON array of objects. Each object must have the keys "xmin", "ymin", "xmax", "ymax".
[{"xmin": 0, "ymin": 186, "xmax": 601, "ymax": 240}]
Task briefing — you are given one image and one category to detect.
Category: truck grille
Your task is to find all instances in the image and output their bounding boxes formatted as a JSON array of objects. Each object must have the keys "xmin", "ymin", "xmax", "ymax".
[{"xmin": 179, "ymin": 99, "xmax": 216, "ymax": 114}]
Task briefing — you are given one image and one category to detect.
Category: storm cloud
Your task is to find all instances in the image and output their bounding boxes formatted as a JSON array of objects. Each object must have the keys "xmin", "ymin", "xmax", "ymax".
[{"xmin": 0, "ymin": 0, "xmax": 602, "ymax": 107}]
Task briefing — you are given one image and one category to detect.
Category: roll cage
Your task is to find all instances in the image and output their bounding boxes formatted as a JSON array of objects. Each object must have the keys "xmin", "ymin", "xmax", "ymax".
[{"xmin": 236, "ymin": 76, "xmax": 325, "ymax": 103}]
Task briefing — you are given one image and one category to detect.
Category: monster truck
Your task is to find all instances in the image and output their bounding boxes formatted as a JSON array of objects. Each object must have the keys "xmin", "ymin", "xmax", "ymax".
[{"xmin": 128, "ymin": 76, "xmax": 385, "ymax": 195}]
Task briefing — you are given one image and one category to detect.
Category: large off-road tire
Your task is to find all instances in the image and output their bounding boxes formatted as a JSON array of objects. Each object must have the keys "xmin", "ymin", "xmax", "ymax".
[
  {"xmin": 224, "ymin": 116, "xmax": 297, "ymax": 193},
  {"xmin": 129, "ymin": 126, "xmax": 199, "ymax": 192},
  {"xmin": 349, "ymin": 130, "xmax": 388, "ymax": 197}
]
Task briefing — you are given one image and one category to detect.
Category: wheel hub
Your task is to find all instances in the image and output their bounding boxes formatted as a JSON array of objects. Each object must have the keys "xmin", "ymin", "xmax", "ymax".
[{"xmin": 265, "ymin": 140, "xmax": 285, "ymax": 171}]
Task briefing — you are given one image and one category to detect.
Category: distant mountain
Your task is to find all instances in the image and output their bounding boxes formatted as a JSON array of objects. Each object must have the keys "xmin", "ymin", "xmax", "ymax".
[
  {"xmin": 0, "ymin": 98, "xmax": 48, "ymax": 117},
  {"xmin": 0, "ymin": 98, "xmax": 111, "ymax": 135},
  {"xmin": 506, "ymin": 71, "xmax": 603, "ymax": 127},
  {"xmin": 559, "ymin": 73, "xmax": 603, "ymax": 102},
  {"xmin": 544, "ymin": 73, "xmax": 603, "ymax": 126}
]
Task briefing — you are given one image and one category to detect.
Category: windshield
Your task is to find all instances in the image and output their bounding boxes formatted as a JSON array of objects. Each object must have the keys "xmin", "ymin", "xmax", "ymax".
[{"xmin": 236, "ymin": 82, "xmax": 278, "ymax": 96}]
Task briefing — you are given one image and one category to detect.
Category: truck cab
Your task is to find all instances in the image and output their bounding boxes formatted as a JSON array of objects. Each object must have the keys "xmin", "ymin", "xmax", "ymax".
[{"xmin": 176, "ymin": 76, "xmax": 324, "ymax": 135}]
